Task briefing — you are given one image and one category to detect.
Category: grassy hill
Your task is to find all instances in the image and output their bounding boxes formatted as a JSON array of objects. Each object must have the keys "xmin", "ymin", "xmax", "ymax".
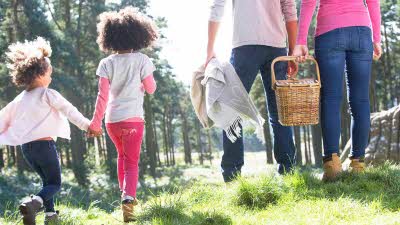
[{"xmin": 1, "ymin": 160, "xmax": 400, "ymax": 225}]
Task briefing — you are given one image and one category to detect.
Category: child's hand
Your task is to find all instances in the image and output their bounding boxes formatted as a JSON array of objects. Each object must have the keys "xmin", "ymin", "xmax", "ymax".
[{"xmin": 87, "ymin": 127, "xmax": 102, "ymax": 138}]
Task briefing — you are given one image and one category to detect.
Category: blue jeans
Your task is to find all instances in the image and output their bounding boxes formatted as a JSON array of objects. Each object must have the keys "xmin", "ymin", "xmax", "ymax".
[
  {"xmin": 315, "ymin": 26, "xmax": 373, "ymax": 159},
  {"xmin": 221, "ymin": 45, "xmax": 296, "ymax": 182},
  {"xmin": 21, "ymin": 140, "xmax": 61, "ymax": 212}
]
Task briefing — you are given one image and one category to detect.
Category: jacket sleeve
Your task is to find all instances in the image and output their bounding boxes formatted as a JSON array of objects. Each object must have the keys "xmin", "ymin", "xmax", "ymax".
[
  {"xmin": 0, "ymin": 102, "xmax": 13, "ymax": 134},
  {"xmin": 209, "ymin": 0, "xmax": 227, "ymax": 22},
  {"xmin": 46, "ymin": 89, "xmax": 90, "ymax": 131}
]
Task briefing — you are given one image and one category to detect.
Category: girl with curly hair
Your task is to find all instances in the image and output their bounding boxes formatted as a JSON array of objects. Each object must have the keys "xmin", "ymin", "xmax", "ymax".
[
  {"xmin": 88, "ymin": 7, "xmax": 158, "ymax": 222},
  {"xmin": 0, "ymin": 37, "xmax": 100, "ymax": 225}
]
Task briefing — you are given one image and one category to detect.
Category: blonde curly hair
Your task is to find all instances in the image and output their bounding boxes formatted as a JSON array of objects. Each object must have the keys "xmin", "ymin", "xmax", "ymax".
[{"xmin": 6, "ymin": 37, "xmax": 52, "ymax": 87}]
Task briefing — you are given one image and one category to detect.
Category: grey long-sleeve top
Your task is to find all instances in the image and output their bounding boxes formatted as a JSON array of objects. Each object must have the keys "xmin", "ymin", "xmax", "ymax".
[{"xmin": 210, "ymin": 0, "xmax": 298, "ymax": 48}]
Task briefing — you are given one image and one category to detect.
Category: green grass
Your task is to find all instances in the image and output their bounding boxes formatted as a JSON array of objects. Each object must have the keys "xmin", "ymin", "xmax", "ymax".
[{"xmin": 1, "ymin": 163, "xmax": 400, "ymax": 224}]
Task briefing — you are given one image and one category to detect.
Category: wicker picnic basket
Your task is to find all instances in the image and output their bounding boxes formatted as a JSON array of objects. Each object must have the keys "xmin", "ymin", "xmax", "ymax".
[{"xmin": 271, "ymin": 56, "xmax": 321, "ymax": 126}]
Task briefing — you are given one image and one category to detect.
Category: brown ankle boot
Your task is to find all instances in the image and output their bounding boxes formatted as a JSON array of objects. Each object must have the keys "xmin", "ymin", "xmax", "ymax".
[
  {"xmin": 122, "ymin": 199, "xmax": 138, "ymax": 222},
  {"xmin": 19, "ymin": 196, "xmax": 43, "ymax": 225},
  {"xmin": 322, "ymin": 153, "xmax": 343, "ymax": 182},
  {"xmin": 349, "ymin": 158, "xmax": 365, "ymax": 173}
]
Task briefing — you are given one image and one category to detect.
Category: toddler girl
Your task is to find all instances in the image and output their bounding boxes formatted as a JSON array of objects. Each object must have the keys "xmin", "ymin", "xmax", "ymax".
[{"xmin": 0, "ymin": 37, "xmax": 99, "ymax": 225}]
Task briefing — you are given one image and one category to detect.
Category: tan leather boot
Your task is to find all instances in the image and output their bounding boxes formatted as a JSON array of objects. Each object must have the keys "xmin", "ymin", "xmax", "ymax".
[
  {"xmin": 122, "ymin": 198, "xmax": 138, "ymax": 222},
  {"xmin": 349, "ymin": 158, "xmax": 365, "ymax": 173},
  {"xmin": 322, "ymin": 153, "xmax": 343, "ymax": 182}
]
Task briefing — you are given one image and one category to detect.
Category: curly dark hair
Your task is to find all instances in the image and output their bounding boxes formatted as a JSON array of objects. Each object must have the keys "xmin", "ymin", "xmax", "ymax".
[
  {"xmin": 6, "ymin": 37, "xmax": 52, "ymax": 87},
  {"xmin": 97, "ymin": 7, "xmax": 158, "ymax": 52}
]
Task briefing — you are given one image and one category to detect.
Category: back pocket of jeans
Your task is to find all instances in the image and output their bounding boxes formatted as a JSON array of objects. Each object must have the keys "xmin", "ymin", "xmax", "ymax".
[{"xmin": 358, "ymin": 27, "xmax": 373, "ymax": 52}]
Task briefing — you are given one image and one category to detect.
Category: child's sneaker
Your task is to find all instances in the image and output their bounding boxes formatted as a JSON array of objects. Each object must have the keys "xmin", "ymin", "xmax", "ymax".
[
  {"xmin": 19, "ymin": 195, "xmax": 43, "ymax": 225},
  {"xmin": 44, "ymin": 210, "xmax": 60, "ymax": 225},
  {"xmin": 349, "ymin": 158, "xmax": 365, "ymax": 173},
  {"xmin": 122, "ymin": 198, "xmax": 138, "ymax": 222},
  {"xmin": 322, "ymin": 153, "xmax": 343, "ymax": 182}
]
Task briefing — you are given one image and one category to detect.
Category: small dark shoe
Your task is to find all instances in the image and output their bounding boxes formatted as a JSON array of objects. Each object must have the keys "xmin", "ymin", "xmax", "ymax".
[
  {"xmin": 44, "ymin": 210, "xmax": 60, "ymax": 225},
  {"xmin": 19, "ymin": 196, "xmax": 43, "ymax": 225}
]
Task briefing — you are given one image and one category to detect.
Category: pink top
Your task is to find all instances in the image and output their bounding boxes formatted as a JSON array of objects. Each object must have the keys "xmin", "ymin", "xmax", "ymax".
[
  {"xmin": 89, "ymin": 74, "xmax": 156, "ymax": 131},
  {"xmin": 297, "ymin": 0, "xmax": 381, "ymax": 45},
  {"xmin": 0, "ymin": 87, "xmax": 90, "ymax": 146}
]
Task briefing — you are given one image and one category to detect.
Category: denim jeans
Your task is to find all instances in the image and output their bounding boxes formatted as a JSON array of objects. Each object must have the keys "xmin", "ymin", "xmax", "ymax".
[
  {"xmin": 21, "ymin": 140, "xmax": 61, "ymax": 212},
  {"xmin": 315, "ymin": 26, "xmax": 373, "ymax": 158},
  {"xmin": 221, "ymin": 45, "xmax": 296, "ymax": 182}
]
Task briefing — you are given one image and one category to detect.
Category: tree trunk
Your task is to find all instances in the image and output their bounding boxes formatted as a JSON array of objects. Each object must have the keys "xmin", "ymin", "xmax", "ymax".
[
  {"xmin": 144, "ymin": 95, "xmax": 157, "ymax": 177},
  {"xmin": 152, "ymin": 111, "xmax": 161, "ymax": 166},
  {"xmin": 180, "ymin": 105, "xmax": 192, "ymax": 164},
  {"xmin": 195, "ymin": 120, "xmax": 204, "ymax": 165},
  {"xmin": 168, "ymin": 112, "xmax": 176, "ymax": 166},
  {"xmin": 207, "ymin": 130, "xmax": 213, "ymax": 165},
  {"xmin": 64, "ymin": 0, "xmax": 71, "ymax": 29},
  {"xmin": 65, "ymin": 147, "xmax": 71, "ymax": 168},
  {"xmin": 59, "ymin": 147, "xmax": 64, "ymax": 167},
  {"xmin": 12, "ymin": 0, "xmax": 23, "ymax": 41},
  {"xmin": 311, "ymin": 124, "xmax": 323, "ymax": 166},
  {"xmin": 303, "ymin": 127, "xmax": 310, "ymax": 164},
  {"xmin": 383, "ymin": 22, "xmax": 393, "ymax": 107},
  {"xmin": 341, "ymin": 83, "xmax": 350, "ymax": 151},
  {"xmin": 10, "ymin": 146, "xmax": 16, "ymax": 167},
  {"xmin": 105, "ymin": 128, "xmax": 117, "ymax": 180},
  {"xmin": 0, "ymin": 147, "xmax": 4, "ymax": 171},
  {"xmin": 70, "ymin": 126, "xmax": 88, "ymax": 187},
  {"xmin": 16, "ymin": 146, "xmax": 29, "ymax": 174},
  {"xmin": 306, "ymin": 126, "xmax": 312, "ymax": 164},
  {"xmin": 162, "ymin": 105, "xmax": 170, "ymax": 166}
]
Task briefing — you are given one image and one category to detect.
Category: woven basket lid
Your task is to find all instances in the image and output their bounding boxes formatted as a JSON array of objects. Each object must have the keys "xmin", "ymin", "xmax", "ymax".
[{"xmin": 275, "ymin": 78, "xmax": 320, "ymax": 87}]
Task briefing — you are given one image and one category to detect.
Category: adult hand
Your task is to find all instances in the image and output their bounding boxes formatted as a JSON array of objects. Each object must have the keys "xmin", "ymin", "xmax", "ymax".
[
  {"xmin": 373, "ymin": 43, "xmax": 382, "ymax": 60},
  {"xmin": 287, "ymin": 61, "xmax": 298, "ymax": 78},
  {"xmin": 292, "ymin": 45, "xmax": 309, "ymax": 63},
  {"xmin": 205, "ymin": 50, "xmax": 216, "ymax": 68}
]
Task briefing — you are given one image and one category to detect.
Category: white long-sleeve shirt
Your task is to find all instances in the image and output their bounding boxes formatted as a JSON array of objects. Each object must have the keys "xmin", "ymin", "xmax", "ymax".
[
  {"xmin": 209, "ymin": 0, "xmax": 298, "ymax": 48},
  {"xmin": 0, "ymin": 87, "xmax": 90, "ymax": 146}
]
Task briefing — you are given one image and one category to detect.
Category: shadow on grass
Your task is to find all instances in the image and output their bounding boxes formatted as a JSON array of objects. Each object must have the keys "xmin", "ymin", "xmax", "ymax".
[{"xmin": 0, "ymin": 164, "xmax": 195, "ymax": 216}]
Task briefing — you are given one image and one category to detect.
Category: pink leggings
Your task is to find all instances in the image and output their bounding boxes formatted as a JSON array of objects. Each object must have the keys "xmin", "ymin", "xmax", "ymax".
[{"xmin": 106, "ymin": 121, "xmax": 144, "ymax": 197}]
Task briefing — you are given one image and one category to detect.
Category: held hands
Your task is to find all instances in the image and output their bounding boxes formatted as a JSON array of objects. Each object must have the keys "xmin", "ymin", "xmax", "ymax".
[{"xmin": 87, "ymin": 127, "xmax": 102, "ymax": 138}]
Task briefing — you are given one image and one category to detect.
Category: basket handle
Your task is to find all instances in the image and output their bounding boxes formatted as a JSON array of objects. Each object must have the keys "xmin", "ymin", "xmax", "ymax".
[{"xmin": 271, "ymin": 55, "xmax": 321, "ymax": 90}]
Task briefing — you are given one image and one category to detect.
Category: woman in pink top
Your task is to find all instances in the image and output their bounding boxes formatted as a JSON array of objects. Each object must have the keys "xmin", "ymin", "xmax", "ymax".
[
  {"xmin": 293, "ymin": 0, "xmax": 383, "ymax": 181},
  {"xmin": 88, "ymin": 7, "xmax": 158, "ymax": 222}
]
